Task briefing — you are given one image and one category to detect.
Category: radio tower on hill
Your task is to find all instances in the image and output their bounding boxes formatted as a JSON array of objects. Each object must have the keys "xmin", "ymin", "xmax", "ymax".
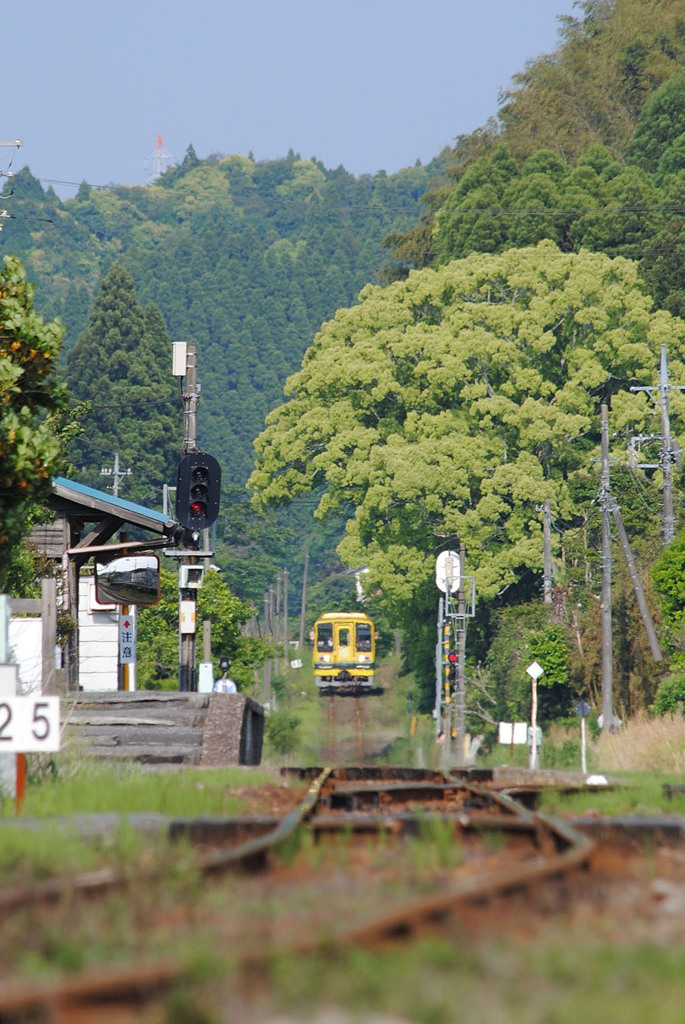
[{"xmin": 145, "ymin": 134, "xmax": 173, "ymax": 182}]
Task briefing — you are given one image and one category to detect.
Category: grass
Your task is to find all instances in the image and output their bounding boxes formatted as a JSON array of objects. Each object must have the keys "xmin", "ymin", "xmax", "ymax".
[
  {"xmin": 593, "ymin": 710, "xmax": 685, "ymax": 774},
  {"xmin": 0, "ymin": 757, "xmax": 290, "ymax": 884},
  {"xmin": 6, "ymin": 758, "xmax": 282, "ymax": 818},
  {"xmin": 4, "ymin": 677, "xmax": 685, "ymax": 1018},
  {"xmin": 208, "ymin": 936, "xmax": 685, "ymax": 1024}
]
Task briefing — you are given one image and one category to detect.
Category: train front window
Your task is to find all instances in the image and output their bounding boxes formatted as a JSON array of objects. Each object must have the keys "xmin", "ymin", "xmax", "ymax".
[
  {"xmin": 356, "ymin": 623, "xmax": 372, "ymax": 651},
  {"xmin": 317, "ymin": 623, "xmax": 333, "ymax": 651},
  {"xmin": 338, "ymin": 627, "xmax": 350, "ymax": 647}
]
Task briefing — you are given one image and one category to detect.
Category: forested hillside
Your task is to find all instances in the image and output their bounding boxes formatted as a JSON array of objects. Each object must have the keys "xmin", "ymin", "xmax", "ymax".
[
  {"xmin": 388, "ymin": 0, "xmax": 685, "ymax": 299},
  {"xmin": 1, "ymin": 149, "xmax": 442, "ymax": 489}
]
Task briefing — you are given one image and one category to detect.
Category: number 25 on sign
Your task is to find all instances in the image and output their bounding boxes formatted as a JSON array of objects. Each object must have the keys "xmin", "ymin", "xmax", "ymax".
[{"xmin": 0, "ymin": 696, "xmax": 60, "ymax": 752}]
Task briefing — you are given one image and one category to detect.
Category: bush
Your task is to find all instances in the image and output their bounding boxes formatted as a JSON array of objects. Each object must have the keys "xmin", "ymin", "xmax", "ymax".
[
  {"xmin": 265, "ymin": 709, "xmax": 301, "ymax": 755},
  {"xmin": 652, "ymin": 672, "xmax": 685, "ymax": 715}
]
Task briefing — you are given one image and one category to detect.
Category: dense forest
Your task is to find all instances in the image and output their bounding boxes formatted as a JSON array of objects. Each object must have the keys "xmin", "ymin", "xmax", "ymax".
[
  {"xmin": 6, "ymin": 0, "xmax": 685, "ymax": 728},
  {"xmin": 1, "ymin": 149, "xmax": 442, "ymax": 490}
]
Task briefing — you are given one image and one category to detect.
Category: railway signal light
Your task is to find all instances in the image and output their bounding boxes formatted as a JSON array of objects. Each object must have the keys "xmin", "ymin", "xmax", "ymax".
[
  {"xmin": 176, "ymin": 452, "xmax": 221, "ymax": 531},
  {"xmin": 447, "ymin": 650, "xmax": 458, "ymax": 684}
]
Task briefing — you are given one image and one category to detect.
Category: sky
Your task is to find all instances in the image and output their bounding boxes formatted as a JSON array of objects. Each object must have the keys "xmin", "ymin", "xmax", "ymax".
[{"xmin": 3, "ymin": 0, "xmax": 579, "ymax": 199}]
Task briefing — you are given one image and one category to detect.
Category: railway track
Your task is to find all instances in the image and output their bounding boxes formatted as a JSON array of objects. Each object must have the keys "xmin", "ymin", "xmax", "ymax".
[
  {"xmin": 0, "ymin": 765, "xmax": 602, "ymax": 1022},
  {"xmin": 325, "ymin": 694, "xmax": 367, "ymax": 762}
]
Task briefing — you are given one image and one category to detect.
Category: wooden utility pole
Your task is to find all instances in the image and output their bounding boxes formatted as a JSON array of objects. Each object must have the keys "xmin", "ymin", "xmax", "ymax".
[{"xmin": 600, "ymin": 404, "xmax": 614, "ymax": 734}]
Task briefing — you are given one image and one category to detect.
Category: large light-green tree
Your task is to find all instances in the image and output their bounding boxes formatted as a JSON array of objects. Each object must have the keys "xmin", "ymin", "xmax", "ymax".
[{"xmin": 250, "ymin": 242, "xmax": 685, "ymax": 612}]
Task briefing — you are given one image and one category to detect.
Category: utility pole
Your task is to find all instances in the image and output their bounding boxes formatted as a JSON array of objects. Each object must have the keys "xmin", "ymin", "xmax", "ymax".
[
  {"xmin": 298, "ymin": 551, "xmax": 309, "ymax": 651},
  {"xmin": 542, "ymin": 500, "xmax": 553, "ymax": 604},
  {"xmin": 597, "ymin": 403, "xmax": 663, "ymax": 700},
  {"xmin": 600, "ymin": 404, "xmax": 614, "ymax": 735},
  {"xmin": 455, "ymin": 543, "xmax": 467, "ymax": 762},
  {"xmin": 274, "ymin": 574, "xmax": 281, "ymax": 676},
  {"xmin": 630, "ymin": 344, "xmax": 685, "ymax": 546},
  {"xmin": 0, "ymin": 140, "xmax": 21, "ymax": 230},
  {"xmin": 660, "ymin": 345, "xmax": 675, "ymax": 544},
  {"xmin": 263, "ymin": 591, "xmax": 272, "ymax": 705},
  {"xmin": 100, "ymin": 452, "xmax": 131, "ymax": 498},
  {"xmin": 283, "ymin": 567, "xmax": 289, "ymax": 665}
]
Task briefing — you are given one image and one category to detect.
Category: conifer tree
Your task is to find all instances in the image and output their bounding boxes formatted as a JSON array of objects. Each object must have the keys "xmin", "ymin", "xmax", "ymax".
[{"xmin": 67, "ymin": 263, "xmax": 179, "ymax": 507}]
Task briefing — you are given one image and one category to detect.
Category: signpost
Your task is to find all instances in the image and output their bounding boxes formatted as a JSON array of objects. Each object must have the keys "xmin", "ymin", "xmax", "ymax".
[
  {"xmin": 0, "ymin": 696, "xmax": 60, "ymax": 753},
  {"xmin": 526, "ymin": 661, "xmax": 544, "ymax": 769},
  {"xmin": 575, "ymin": 700, "xmax": 592, "ymax": 773},
  {"xmin": 0, "ymin": 695, "xmax": 61, "ymax": 814}
]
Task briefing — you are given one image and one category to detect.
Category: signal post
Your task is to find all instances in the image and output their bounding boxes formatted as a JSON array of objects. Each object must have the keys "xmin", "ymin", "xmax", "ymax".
[
  {"xmin": 171, "ymin": 344, "xmax": 222, "ymax": 691},
  {"xmin": 435, "ymin": 547, "xmax": 475, "ymax": 766}
]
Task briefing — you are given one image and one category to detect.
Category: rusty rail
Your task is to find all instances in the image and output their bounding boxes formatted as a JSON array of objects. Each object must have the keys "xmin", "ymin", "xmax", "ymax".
[{"xmin": 0, "ymin": 767, "xmax": 596, "ymax": 1021}]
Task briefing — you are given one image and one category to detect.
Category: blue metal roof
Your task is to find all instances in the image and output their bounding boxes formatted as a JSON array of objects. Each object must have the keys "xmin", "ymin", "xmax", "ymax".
[{"xmin": 52, "ymin": 477, "xmax": 172, "ymax": 528}]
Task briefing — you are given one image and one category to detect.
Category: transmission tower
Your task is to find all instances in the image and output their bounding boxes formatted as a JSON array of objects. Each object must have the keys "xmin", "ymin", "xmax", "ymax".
[{"xmin": 145, "ymin": 134, "xmax": 173, "ymax": 182}]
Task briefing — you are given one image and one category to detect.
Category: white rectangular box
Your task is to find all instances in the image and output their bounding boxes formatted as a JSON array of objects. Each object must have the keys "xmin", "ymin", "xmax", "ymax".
[{"xmin": 498, "ymin": 721, "xmax": 529, "ymax": 745}]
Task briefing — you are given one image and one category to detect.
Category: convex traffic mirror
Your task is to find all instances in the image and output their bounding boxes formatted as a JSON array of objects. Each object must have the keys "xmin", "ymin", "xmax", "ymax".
[{"xmin": 94, "ymin": 554, "xmax": 161, "ymax": 606}]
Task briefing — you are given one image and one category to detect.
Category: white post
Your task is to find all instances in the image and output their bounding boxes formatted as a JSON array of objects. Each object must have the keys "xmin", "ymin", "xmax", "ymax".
[
  {"xmin": 526, "ymin": 661, "xmax": 544, "ymax": 770},
  {"xmin": 529, "ymin": 678, "xmax": 538, "ymax": 770},
  {"xmin": 580, "ymin": 716, "xmax": 587, "ymax": 774}
]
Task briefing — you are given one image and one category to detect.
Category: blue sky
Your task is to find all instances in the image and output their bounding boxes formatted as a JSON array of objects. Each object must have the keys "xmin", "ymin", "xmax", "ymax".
[{"xmin": 3, "ymin": 1, "xmax": 578, "ymax": 198}]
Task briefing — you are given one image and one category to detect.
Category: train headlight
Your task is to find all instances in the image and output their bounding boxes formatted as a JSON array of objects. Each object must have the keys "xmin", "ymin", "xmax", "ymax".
[
  {"xmin": 322, "ymin": 654, "xmax": 331, "ymax": 663},
  {"xmin": 358, "ymin": 654, "xmax": 368, "ymax": 662}
]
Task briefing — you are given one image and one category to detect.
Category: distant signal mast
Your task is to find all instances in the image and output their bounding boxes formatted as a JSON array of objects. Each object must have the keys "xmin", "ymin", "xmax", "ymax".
[{"xmin": 145, "ymin": 134, "xmax": 173, "ymax": 182}]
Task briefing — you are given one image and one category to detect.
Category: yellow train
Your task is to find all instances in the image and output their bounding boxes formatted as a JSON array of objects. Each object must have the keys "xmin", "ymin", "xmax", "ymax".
[{"xmin": 312, "ymin": 611, "xmax": 376, "ymax": 694}]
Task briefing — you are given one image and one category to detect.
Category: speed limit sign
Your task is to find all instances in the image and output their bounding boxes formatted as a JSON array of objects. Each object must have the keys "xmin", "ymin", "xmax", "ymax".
[{"xmin": 0, "ymin": 696, "xmax": 60, "ymax": 752}]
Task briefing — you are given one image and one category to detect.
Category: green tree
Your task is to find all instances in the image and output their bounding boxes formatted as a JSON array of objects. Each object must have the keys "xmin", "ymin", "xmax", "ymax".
[
  {"xmin": 486, "ymin": 606, "xmax": 573, "ymax": 723},
  {"xmin": 627, "ymin": 71, "xmax": 685, "ymax": 172},
  {"xmin": 136, "ymin": 566, "xmax": 271, "ymax": 689},
  {"xmin": 0, "ymin": 256, "xmax": 69, "ymax": 586},
  {"xmin": 250, "ymin": 242, "xmax": 685, "ymax": 696},
  {"xmin": 66, "ymin": 263, "xmax": 179, "ymax": 506},
  {"xmin": 651, "ymin": 531, "xmax": 685, "ymax": 654}
]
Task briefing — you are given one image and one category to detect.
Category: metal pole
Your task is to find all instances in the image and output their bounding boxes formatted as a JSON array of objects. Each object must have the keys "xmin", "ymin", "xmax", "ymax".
[
  {"xmin": 660, "ymin": 344, "xmax": 675, "ymax": 545},
  {"xmin": 435, "ymin": 596, "xmax": 444, "ymax": 736},
  {"xmin": 600, "ymin": 403, "xmax": 614, "ymax": 734},
  {"xmin": 263, "ymin": 592, "xmax": 272, "ymax": 704},
  {"xmin": 543, "ymin": 500, "xmax": 553, "ymax": 604},
  {"xmin": 178, "ymin": 344, "xmax": 200, "ymax": 692},
  {"xmin": 283, "ymin": 567, "xmax": 289, "ymax": 665},
  {"xmin": 455, "ymin": 543, "xmax": 466, "ymax": 764},
  {"xmin": 182, "ymin": 346, "xmax": 199, "ymax": 457},
  {"xmin": 274, "ymin": 574, "xmax": 281, "ymax": 676},
  {"xmin": 298, "ymin": 551, "xmax": 309, "ymax": 651}
]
